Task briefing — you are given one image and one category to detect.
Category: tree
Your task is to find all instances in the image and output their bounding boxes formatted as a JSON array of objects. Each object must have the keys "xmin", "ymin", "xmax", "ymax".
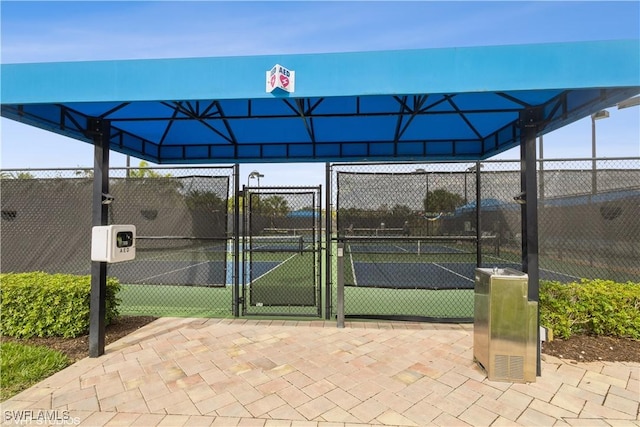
[
  {"xmin": 185, "ymin": 190, "xmax": 226, "ymax": 211},
  {"xmin": 260, "ymin": 195, "xmax": 289, "ymax": 217},
  {"xmin": 0, "ymin": 171, "xmax": 35, "ymax": 179},
  {"xmin": 128, "ymin": 160, "xmax": 171, "ymax": 178},
  {"xmin": 228, "ymin": 195, "xmax": 243, "ymax": 213},
  {"xmin": 74, "ymin": 169, "xmax": 93, "ymax": 178},
  {"xmin": 424, "ymin": 189, "xmax": 464, "ymax": 213},
  {"xmin": 111, "ymin": 161, "xmax": 182, "ymax": 205}
]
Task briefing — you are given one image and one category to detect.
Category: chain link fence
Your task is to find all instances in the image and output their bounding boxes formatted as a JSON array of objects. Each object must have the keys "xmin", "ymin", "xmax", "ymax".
[
  {"xmin": 1, "ymin": 166, "xmax": 235, "ymax": 317},
  {"xmin": 2, "ymin": 158, "xmax": 638, "ymax": 322},
  {"xmin": 486, "ymin": 158, "xmax": 639, "ymax": 283},
  {"xmin": 329, "ymin": 158, "xmax": 640, "ymax": 322}
]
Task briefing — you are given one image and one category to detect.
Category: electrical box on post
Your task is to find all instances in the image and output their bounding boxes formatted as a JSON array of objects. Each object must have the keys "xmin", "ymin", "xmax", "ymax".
[{"xmin": 91, "ymin": 225, "xmax": 136, "ymax": 263}]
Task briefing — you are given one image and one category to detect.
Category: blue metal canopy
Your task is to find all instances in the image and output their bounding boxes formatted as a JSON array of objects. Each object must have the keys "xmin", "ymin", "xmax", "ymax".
[{"xmin": 1, "ymin": 40, "xmax": 638, "ymax": 164}]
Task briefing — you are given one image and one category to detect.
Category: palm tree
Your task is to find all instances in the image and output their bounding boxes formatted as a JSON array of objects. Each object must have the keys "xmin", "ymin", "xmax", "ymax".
[
  {"xmin": 185, "ymin": 190, "xmax": 226, "ymax": 212},
  {"xmin": 261, "ymin": 195, "xmax": 289, "ymax": 217},
  {"xmin": 0, "ymin": 171, "xmax": 35, "ymax": 179},
  {"xmin": 128, "ymin": 161, "xmax": 172, "ymax": 178}
]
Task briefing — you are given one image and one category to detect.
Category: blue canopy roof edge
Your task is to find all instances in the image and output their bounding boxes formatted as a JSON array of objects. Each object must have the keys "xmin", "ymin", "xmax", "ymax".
[
  {"xmin": 2, "ymin": 40, "xmax": 638, "ymax": 104},
  {"xmin": 1, "ymin": 40, "xmax": 638, "ymax": 164}
]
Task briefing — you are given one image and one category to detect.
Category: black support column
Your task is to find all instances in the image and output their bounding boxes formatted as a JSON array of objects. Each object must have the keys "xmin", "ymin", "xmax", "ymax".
[
  {"xmin": 88, "ymin": 118, "xmax": 111, "ymax": 358},
  {"xmin": 475, "ymin": 161, "xmax": 482, "ymax": 267},
  {"xmin": 233, "ymin": 164, "xmax": 240, "ymax": 317},
  {"xmin": 519, "ymin": 107, "xmax": 541, "ymax": 375},
  {"xmin": 325, "ymin": 162, "xmax": 332, "ymax": 320}
]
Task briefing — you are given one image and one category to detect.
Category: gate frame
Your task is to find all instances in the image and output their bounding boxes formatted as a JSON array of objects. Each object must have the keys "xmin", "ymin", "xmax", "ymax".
[
  {"xmin": 328, "ymin": 160, "xmax": 485, "ymax": 324},
  {"xmin": 237, "ymin": 185, "xmax": 323, "ymax": 318}
]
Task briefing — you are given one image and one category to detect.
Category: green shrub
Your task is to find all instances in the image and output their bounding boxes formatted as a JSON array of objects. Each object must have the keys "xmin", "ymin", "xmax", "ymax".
[
  {"xmin": 540, "ymin": 279, "xmax": 640, "ymax": 340},
  {"xmin": 0, "ymin": 272, "xmax": 120, "ymax": 338}
]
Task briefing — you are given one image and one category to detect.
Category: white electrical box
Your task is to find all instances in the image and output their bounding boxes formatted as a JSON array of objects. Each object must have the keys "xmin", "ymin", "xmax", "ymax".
[{"xmin": 91, "ymin": 225, "xmax": 136, "ymax": 263}]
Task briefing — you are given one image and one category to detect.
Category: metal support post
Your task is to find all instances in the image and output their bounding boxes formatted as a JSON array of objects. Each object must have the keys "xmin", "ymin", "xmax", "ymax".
[
  {"xmin": 88, "ymin": 117, "xmax": 110, "ymax": 358},
  {"xmin": 325, "ymin": 163, "xmax": 332, "ymax": 319},
  {"xmin": 336, "ymin": 242, "xmax": 345, "ymax": 328},
  {"xmin": 316, "ymin": 185, "xmax": 323, "ymax": 319},
  {"xmin": 519, "ymin": 107, "xmax": 541, "ymax": 376},
  {"xmin": 233, "ymin": 164, "xmax": 240, "ymax": 317},
  {"xmin": 475, "ymin": 161, "xmax": 482, "ymax": 267}
]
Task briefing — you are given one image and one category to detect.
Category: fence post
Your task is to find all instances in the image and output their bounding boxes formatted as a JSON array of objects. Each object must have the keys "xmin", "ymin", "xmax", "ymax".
[
  {"xmin": 336, "ymin": 242, "xmax": 345, "ymax": 328},
  {"xmin": 325, "ymin": 162, "xmax": 332, "ymax": 320}
]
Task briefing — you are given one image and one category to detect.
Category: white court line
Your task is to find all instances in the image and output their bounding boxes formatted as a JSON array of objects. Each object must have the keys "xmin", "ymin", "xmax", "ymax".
[
  {"xmin": 432, "ymin": 263, "xmax": 475, "ymax": 283},
  {"xmin": 392, "ymin": 243, "xmax": 410, "ymax": 253},
  {"xmin": 135, "ymin": 260, "xmax": 212, "ymax": 283},
  {"xmin": 352, "ymin": 261, "xmax": 474, "ymax": 286},
  {"xmin": 348, "ymin": 245, "xmax": 359, "ymax": 287},
  {"xmin": 245, "ymin": 252, "xmax": 298, "ymax": 285}
]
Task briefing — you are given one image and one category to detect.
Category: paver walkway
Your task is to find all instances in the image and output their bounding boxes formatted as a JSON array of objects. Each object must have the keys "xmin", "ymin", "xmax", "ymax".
[{"xmin": 2, "ymin": 318, "xmax": 638, "ymax": 426}]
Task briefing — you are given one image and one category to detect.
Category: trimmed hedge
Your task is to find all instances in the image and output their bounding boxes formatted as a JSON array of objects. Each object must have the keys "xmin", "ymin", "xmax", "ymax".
[
  {"xmin": 0, "ymin": 272, "xmax": 121, "ymax": 338},
  {"xmin": 540, "ymin": 279, "xmax": 640, "ymax": 340}
]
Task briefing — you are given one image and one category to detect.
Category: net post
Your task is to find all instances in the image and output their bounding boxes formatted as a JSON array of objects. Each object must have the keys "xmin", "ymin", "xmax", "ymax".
[{"xmin": 336, "ymin": 242, "xmax": 345, "ymax": 328}]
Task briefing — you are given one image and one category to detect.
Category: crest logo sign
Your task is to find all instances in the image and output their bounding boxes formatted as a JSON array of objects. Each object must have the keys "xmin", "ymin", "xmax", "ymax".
[{"xmin": 266, "ymin": 64, "xmax": 295, "ymax": 93}]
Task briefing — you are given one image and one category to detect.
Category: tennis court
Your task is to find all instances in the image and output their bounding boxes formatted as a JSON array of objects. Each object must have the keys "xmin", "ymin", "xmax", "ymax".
[
  {"xmin": 113, "ymin": 234, "xmax": 578, "ymax": 315},
  {"xmin": 350, "ymin": 261, "xmax": 579, "ymax": 289},
  {"xmin": 343, "ymin": 236, "xmax": 579, "ymax": 290},
  {"xmin": 114, "ymin": 237, "xmax": 315, "ymax": 318},
  {"xmin": 75, "ymin": 235, "xmax": 308, "ymax": 287},
  {"xmin": 2, "ymin": 160, "xmax": 637, "ymax": 326},
  {"xmin": 108, "ymin": 260, "xmax": 281, "ymax": 287},
  {"xmin": 110, "ymin": 182, "xmax": 325, "ymax": 319}
]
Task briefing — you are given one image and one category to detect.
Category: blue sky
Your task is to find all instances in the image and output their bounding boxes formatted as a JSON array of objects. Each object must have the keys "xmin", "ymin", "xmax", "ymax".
[{"xmin": 1, "ymin": 1, "xmax": 639, "ymax": 186}]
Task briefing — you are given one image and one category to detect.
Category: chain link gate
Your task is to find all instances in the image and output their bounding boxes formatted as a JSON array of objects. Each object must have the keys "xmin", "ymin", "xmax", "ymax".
[
  {"xmin": 331, "ymin": 162, "xmax": 481, "ymax": 322},
  {"xmin": 240, "ymin": 186, "xmax": 322, "ymax": 317}
]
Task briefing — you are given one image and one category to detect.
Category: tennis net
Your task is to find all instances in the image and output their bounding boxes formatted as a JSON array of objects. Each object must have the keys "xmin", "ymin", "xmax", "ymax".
[
  {"xmin": 343, "ymin": 236, "xmax": 491, "ymax": 255},
  {"xmin": 243, "ymin": 235, "xmax": 306, "ymax": 253}
]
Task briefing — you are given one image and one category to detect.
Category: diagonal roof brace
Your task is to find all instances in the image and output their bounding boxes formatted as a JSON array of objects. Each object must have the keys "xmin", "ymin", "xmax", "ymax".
[
  {"xmin": 392, "ymin": 95, "xmax": 429, "ymax": 143},
  {"xmin": 280, "ymin": 98, "xmax": 317, "ymax": 144},
  {"xmin": 444, "ymin": 95, "xmax": 483, "ymax": 140},
  {"xmin": 158, "ymin": 100, "xmax": 237, "ymax": 145}
]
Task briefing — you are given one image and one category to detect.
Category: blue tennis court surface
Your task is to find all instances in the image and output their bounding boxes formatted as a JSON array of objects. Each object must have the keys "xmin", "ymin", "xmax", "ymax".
[
  {"xmin": 104, "ymin": 260, "xmax": 279, "ymax": 286},
  {"xmin": 351, "ymin": 262, "xmax": 579, "ymax": 289},
  {"xmin": 347, "ymin": 240, "xmax": 473, "ymax": 255}
]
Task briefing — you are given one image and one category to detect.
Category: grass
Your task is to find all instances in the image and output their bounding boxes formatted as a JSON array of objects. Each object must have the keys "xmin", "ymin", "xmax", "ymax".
[{"xmin": 0, "ymin": 342, "xmax": 70, "ymax": 401}]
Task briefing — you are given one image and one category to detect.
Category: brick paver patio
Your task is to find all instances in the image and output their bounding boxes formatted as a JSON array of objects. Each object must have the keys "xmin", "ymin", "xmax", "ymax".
[{"xmin": 2, "ymin": 318, "xmax": 638, "ymax": 426}]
